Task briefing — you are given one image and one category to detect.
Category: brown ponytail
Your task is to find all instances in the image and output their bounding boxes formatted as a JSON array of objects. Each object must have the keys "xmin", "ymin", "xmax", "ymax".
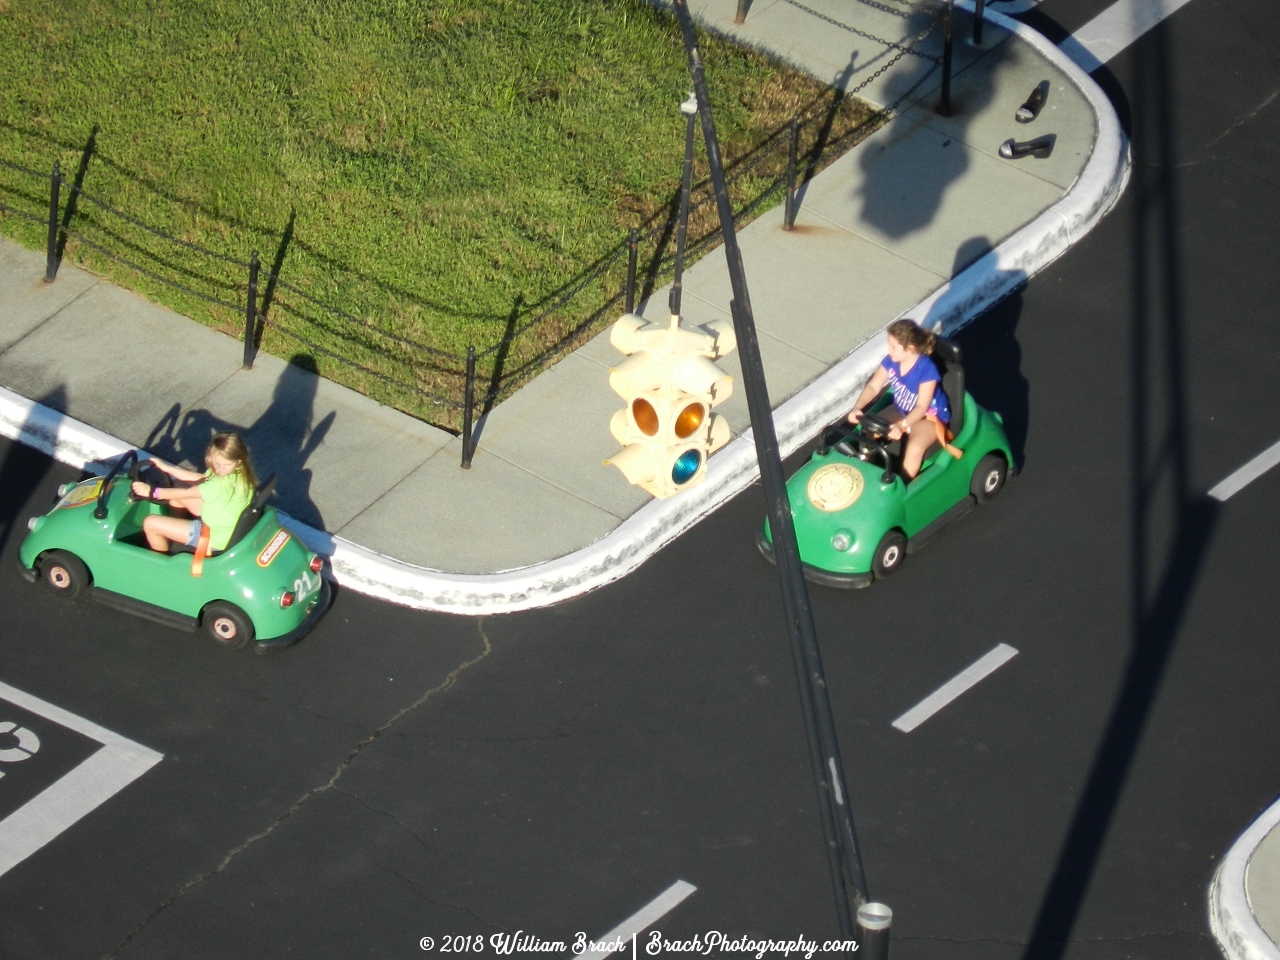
[{"xmin": 887, "ymin": 318, "xmax": 936, "ymax": 355}]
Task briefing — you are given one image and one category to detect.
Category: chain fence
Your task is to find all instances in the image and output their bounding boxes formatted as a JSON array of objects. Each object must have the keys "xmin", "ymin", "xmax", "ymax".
[{"xmin": 0, "ymin": 0, "xmax": 950, "ymax": 447}]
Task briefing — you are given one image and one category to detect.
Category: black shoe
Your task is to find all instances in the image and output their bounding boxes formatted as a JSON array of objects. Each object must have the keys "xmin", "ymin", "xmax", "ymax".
[
  {"xmin": 1016, "ymin": 80, "xmax": 1050, "ymax": 123},
  {"xmin": 1000, "ymin": 134, "xmax": 1055, "ymax": 160}
]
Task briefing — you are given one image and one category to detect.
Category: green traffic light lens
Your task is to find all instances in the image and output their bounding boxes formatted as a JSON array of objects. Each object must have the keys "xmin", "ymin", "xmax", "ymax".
[{"xmin": 671, "ymin": 449, "xmax": 702, "ymax": 485}]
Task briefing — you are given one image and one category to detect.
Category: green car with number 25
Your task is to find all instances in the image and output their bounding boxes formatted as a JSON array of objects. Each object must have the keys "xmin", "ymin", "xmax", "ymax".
[
  {"xmin": 19, "ymin": 450, "xmax": 330, "ymax": 652},
  {"xmin": 758, "ymin": 338, "xmax": 1014, "ymax": 587}
]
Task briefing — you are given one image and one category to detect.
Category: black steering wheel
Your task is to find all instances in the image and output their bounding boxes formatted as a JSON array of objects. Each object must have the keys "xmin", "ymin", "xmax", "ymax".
[
  {"xmin": 96, "ymin": 450, "xmax": 139, "ymax": 519},
  {"xmin": 126, "ymin": 457, "xmax": 170, "ymax": 505},
  {"xmin": 817, "ymin": 417, "xmax": 896, "ymax": 484}
]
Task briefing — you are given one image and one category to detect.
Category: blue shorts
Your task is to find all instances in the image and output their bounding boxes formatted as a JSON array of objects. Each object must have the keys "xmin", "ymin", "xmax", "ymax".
[{"xmin": 184, "ymin": 520, "xmax": 204, "ymax": 547}]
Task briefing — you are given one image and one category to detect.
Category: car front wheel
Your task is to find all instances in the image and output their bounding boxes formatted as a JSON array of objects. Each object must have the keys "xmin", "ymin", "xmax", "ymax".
[
  {"xmin": 40, "ymin": 550, "xmax": 90, "ymax": 598},
  {"xmin": 201, "ymin": 601, "xmax": 254, "ymax": 651},
  {"xmin": 872, "ymin": 530, "xmax": 907, "ymax": 579}
]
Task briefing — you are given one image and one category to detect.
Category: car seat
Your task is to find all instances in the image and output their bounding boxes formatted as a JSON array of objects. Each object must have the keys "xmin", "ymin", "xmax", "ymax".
[{"xmin": 168, "ymin": 475, "xmax": 278, "ymax": 558}]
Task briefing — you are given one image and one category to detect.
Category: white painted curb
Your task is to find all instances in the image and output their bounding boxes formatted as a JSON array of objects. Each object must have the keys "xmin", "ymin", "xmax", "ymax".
[
  {"xmin": 1210, "ymin": 798, "xmax": 1280, "ymax": 960},
  {"xmin": 0, "ymin": 9, "xmax": 1129, "ymax": 614}
]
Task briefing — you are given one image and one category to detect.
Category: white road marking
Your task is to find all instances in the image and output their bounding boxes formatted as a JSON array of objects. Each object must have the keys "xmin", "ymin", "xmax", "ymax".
[
  {"xmin": 892, "ymin": 644, "xmax": 1019, "ymax": 733},
  {"xmin": 1208, "ymin": 438, "xmax": 1280, "ymax": 502},
  {"xmin": 1058, "ymin": 0, "xmax": 1199, "ymax": 73},
  {"xmin": 577, "ymin": 880, "xmax": 697, "ymax": 960},
  {"xmin": 0, "ymin": 680, "xmax": 162, "ymax": 878}
]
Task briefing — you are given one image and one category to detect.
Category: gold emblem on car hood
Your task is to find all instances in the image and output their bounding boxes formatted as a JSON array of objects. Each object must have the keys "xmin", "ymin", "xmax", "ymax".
[{"xmin": 807, "ymin": 463, "xmax": 864, "ymax": 512}]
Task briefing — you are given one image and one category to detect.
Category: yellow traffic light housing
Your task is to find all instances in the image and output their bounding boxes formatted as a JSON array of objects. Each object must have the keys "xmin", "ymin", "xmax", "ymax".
[{"xmin": 604, "ymin": 312, "xmax": 736, "ymax": 498}]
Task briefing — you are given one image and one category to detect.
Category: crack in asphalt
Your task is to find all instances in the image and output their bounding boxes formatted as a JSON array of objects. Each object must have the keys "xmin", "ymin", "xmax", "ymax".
[
  {"xmin": 370, "ymin": 856, "xmax": 499, "ymax": 930},
  {"xmin": 102, "ymin": 619, "xmax": 494, "ymax": 959},
  {"xmin": 334, "ymin": 784, "xmax": 461, "ymax": 862}
]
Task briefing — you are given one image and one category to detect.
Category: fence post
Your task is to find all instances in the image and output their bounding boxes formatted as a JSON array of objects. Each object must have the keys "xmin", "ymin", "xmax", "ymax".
[
  {"xmin": 973, "ymin": 0, "xmax": 985, "ymax": 45},
  {"xmin": 243, "ymin": 251, "xmax": 259, "ymax": 369},
  {"xmin": 625, "ymin": 228, "xmax": 639, "ymax": 314},
  {"xmin": 784, "ymin": 115, "xmax": 799, "ymax": 231},
  {"xmin": 461, "ymin": 346, "xmax": 476, "ymax": 469},
  {"xmin": 939, "ymin": 0, "xmax": 954, "ymax": 116},
  {"xmin": 44, "ymin": 161, "xmax": 61, "ymax": 283},
  {"xmin": 734, "ymin": 0, "xmax": 747, "ymax": 24}
]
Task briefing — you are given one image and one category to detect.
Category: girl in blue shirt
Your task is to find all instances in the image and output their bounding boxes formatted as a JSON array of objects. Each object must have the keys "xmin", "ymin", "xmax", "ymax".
[{"xmin": 846, "ymin": 319, "xmax": 953, "ymax": 479}]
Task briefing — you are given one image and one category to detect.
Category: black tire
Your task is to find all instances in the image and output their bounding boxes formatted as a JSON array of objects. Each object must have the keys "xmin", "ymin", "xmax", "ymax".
[
  {"xmin": 971, "ymin": 453, "xmax": 1008, "ymax": 503},
  {"xmin": 201, "ymin": 601, "xmax": 254, "ymax": 650},
  {"xmin": 40, "ymin": 550, "xmax": 90, "ymax": 598},
  {"xmin": 871, "ymin": 530, "xmax": 907, "ymax": 579}
]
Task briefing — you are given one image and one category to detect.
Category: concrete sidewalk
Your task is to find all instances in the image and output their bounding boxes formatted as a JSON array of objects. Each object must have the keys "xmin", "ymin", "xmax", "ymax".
[{"xmin": 0, "ymin": 1, "xmax": 1125, "ymax": 610}]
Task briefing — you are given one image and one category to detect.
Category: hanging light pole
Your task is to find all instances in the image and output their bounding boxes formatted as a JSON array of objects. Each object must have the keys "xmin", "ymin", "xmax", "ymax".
[
  {"xmin": 669, "ymin": 91, "xmax": 699, "ymax": 320},
  {"xmin": 668, "ymin": 0, "xmax": 878, "ymax": 937}
]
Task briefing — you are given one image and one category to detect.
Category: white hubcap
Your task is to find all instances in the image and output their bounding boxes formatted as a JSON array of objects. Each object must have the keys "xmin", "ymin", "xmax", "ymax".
[
  {"xmin": 212, "ymin": 618, "xmax": 237, "ymax": 640},
  {"xmin": 883, "ymin": 545, "xmax": 901, "ymax": 567},
  {"xmin": 984, "ymin": 470, "xmax": 1001, "ymax": 493},
  {"xmin": 49, "ymin": 567, "xmax": 70, "ymax": 589}
]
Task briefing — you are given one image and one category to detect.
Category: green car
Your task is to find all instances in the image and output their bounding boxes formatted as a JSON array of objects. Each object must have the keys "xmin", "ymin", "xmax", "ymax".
[
  {"xmin": 758, "ymin": 339, "xmax": 1014, "ymax": 587},
  {"xmin": 19, "ymin": 450, "xmax": 331, "ymax": 652}
]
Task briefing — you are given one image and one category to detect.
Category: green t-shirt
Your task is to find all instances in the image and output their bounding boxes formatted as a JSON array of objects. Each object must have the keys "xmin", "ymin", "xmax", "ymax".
[{"xmin": 200, "ymin": 470, "xmax": 252, "ymax": 551}]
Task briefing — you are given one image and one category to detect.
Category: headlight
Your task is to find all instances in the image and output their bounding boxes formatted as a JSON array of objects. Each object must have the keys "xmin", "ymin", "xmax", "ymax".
[
  {"xmin": 27, "ymin": 516, "xmax": 38, "ymax": 531},
  {"xmin": 831, "ymin": 531, "xmax": 854, "ymax": 552}
]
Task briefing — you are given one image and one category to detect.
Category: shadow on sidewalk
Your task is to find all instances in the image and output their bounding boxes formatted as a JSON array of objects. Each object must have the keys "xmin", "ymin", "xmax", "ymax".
[
  {"xmin": 856, "ymin": 21, "xmax": 1006, "ymax": 247},
  {"xmin": 144, "ymin": 355, "xmax": 334, "ymax": 530},
  {"xmin": 1019, "ymin": 20, "xmax": 1220, "ymax": 960},
  {"xmin": 0, "ymin": 387, "xmax": 68, "ymax": 564}
]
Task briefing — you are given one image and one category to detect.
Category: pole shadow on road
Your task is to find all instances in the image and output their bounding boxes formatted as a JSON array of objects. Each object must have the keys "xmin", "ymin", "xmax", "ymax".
[
  {"xmin": 0, "ymin": 387, "xmax": 68, "ymax": 566},
  {"xmin": 1020, "ymin": 20, "xmax": 1221, "ymax": 960}
]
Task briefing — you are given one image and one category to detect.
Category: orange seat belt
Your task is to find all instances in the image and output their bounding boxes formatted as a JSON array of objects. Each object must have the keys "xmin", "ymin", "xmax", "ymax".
[
  {"xmin": 191, "ymin": 524, "xmax": 212, "ymax": 577},
  {"xmin": 927, "ymin": 413, "xmax": 964, "ymax": 459}
]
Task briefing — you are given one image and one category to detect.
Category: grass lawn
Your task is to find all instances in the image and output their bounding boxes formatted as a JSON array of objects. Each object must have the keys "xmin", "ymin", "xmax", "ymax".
[{"xmin": 0, "ymin": 0, "xmax": 880, "ymax": 429}]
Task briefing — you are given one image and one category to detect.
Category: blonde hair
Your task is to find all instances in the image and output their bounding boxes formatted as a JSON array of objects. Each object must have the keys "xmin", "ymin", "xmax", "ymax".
[
  {"xmin": 887, "ymin": 318, "xmax": 936, "ymax": 355},
  {"xmin": 206, "ymin": 432, "xmax": 257, "ymax": 490}
]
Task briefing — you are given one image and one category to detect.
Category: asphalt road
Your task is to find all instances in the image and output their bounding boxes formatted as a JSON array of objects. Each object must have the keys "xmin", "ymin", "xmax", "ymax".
[{"xmin": 2, "ymin": 0, "xmax": 1279, "ymax": 957}]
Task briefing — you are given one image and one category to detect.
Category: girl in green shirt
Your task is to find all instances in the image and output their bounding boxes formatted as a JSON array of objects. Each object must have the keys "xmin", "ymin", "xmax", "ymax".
[{"xmin": 131, "ymin": 432, "xmax": 257, "ymax": 553}]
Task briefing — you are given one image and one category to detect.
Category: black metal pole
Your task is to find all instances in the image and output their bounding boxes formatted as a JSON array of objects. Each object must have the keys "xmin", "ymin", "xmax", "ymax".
[
  {"xmin": 735, "ymin": 0, "xmax": 747, "ymax": 25},
  {"xmin": 672, "ymin": 0, "xmax": 869, "ymax": 933},
  {"xmin": 243, "ymin": 251, "xmax": 259, "ymax": 368},
  {"xmin": 856, "ymin": 903, "xmax": 893, "ymax": 960},
  {"xmin": 669, "ymin": 97, "xmax": 697, "ymax": 319},
  {"xmin": 44, "ymin": 161, "xmax": 61, "ymax": 283},
  {"xmin": 461, "ymin": 346, "xmax": 476, "ymax": 468},
  {"xmin": 784, "ymin": 115, "xmax": 799, "ymax": 230},
  {"xmin": 973, "ymin": 0, "xmax": 985, "ymax": 46},
  {"xmin": 625, "ymin": 228, "xmax": 639, "ymax": 313},
  {"xmin": 939, "ymin": 0, "xmax": 954, "ymax": 116}
]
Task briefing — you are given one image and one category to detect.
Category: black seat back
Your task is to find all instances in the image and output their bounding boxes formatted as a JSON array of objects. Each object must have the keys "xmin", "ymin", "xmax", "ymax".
[
  {"xmin": 222, "ymin": 475, "xmax": 277, "ymax": 553},
  {"xmin": 931, "ymin": 337, "xmax": 965, "ymax": 436}
]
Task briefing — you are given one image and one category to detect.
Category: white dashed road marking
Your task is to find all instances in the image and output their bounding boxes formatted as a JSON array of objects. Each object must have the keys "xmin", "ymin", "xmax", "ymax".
[
  {"xmin": 892, "ymin": 644, "xmax": 1019, "ymax": 733},
  {"xmin": 1208, "ymin": 437, "xmax": 1280, "ymax": 502},
  {"xmin": 576, "ymin": 880, "xmax": 697, "ymax": 960},
  {"xmin": 1058, "ymin": 0, "xmax": 1200, "ymax": 73}
]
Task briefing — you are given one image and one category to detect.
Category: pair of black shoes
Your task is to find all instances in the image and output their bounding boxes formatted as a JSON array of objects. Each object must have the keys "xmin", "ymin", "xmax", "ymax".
[{"xmin": 1000, "ymin": 81, "xmax": 1054, "ymax": 159}]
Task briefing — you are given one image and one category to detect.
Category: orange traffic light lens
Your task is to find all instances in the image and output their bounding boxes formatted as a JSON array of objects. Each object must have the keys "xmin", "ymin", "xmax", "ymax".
[
  {"xmin": 632, "ymin": 398, "xmax": 659, "ymax": 435},
  {"xmin": 674, "ymin": 402, "xmax": 705, "ymax": 439}
]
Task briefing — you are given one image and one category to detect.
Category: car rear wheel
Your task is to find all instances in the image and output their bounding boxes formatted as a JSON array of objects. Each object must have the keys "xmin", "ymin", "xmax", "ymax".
[
  {"xmin": 201, "ymin": 601, "xmax": 254, "ymax": 651},
  {"xmin": 971, "ymin": 453, "xmax": 1008, "ymax": 503},
  {"xmin": 40, "ymin": 550, "xmax": 90, "ymax": 598},
  {"xmin": 872, "ymin": 530, "xmax": 907, "ymax": 579}
]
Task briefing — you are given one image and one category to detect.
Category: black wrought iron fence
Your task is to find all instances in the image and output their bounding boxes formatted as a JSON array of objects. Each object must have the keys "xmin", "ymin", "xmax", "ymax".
[{"xmin": 0, "ymin": 0, "xmax": 948, "ymax": 465}]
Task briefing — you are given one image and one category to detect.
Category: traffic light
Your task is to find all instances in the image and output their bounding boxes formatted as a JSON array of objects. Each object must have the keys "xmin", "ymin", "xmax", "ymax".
[{"xmin": 605, "ymin": 312, "xmax": 736, "ymax": 498}]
